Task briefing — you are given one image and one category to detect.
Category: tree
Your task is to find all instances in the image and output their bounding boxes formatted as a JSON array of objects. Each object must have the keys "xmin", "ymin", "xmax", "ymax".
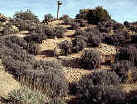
[
  {"xmin": 43, "ymin": 14, "xmax": 53, "ymax": 24},
  {"xmin": 14, "ymin": 9, "xmax": 39, "ymax": 22},
  {"xmin": 87, "ymin": 6, "xmax": 111, "ymax": 24},
  {"xmin": 76, "ymin": 6, "xmax": 111, "ymax": 25}
]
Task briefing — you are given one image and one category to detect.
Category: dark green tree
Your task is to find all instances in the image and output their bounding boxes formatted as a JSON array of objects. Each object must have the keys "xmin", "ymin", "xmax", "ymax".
[{"xmin": 76, "ymin": 6, "xmax": 111, "ymax": 24}]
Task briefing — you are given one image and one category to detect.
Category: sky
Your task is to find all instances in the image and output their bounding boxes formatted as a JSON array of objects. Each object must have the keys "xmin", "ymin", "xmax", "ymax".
[{"xmin": 0, "ymin": 0, "xmax": 137, "ymax": 23}]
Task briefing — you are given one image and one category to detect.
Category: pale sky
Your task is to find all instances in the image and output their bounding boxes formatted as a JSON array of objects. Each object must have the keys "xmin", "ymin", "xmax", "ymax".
[{"xmin": 0, "ymin": 0, "xmax": 137, "ymax": 23}]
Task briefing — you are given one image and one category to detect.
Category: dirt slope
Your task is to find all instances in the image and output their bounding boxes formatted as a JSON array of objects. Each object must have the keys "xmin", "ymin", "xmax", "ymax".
[{"xmin": 0, "ymin": 60, "xmax": 20, "ymax": 98}]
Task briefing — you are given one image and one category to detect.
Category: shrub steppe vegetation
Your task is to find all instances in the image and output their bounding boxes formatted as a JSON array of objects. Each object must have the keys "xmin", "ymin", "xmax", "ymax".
[{"xmin": 1, "ymin": 7, "xmax": 137, "ymax": 104}]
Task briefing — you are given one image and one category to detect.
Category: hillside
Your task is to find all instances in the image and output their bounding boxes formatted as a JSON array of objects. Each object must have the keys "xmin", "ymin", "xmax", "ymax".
[{"xmin": 1, "ymin": 8, "xmax": 137, "ymax": 104}]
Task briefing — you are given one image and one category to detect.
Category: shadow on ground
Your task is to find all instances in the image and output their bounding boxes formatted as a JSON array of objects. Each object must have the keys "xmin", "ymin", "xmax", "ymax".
[
  {"xmin": 60, "ymin": 58, "xmax": 81, "ymax": 69},
  {"xmin": 39, "ymin": 50, "xmax": 55, "ymax": 57},
  {"xmin": 0, "ymin": 96, "xmax": 10, "ymax": 104}
]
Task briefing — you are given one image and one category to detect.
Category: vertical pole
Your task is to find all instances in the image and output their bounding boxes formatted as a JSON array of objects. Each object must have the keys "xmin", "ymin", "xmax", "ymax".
[{"xmin": 57, "ymin": 2, "xmax": 60, "ymax": 20}]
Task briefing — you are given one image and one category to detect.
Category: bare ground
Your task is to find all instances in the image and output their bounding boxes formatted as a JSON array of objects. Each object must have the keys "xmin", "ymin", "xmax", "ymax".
[{"xmin": 0, "ymin": 60, "xmax": 20, "ymax": 98}]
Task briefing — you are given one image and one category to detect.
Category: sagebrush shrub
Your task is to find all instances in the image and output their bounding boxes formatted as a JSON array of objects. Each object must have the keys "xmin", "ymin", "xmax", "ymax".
[
  {"xmin": 31, "ymin": 24, "xmax": 46, "ymax": 33},
  {"xmin": 116, "ymin": 45, "xmax": 137, "ymax": 65},
  {"xmin": 73, "ymin": 27, "xmax": 101, "ymax": 48},
  {"xmin": 25, "ymin": 60, "xmax": 69, "ymax": 98},
  {"xmin": 90, "ymin": 70, "xmax": 121, "ymax": 86},
  {"xmin": 12, "ymin": 19, "xmax": 30, "ymax": 31},
  {"xmin": 74, "ymin": 29, "xmax": 86, "ymax": 37},
  {"xmin": 85, "ymin": 27, "xmax": 102, "ymax": 47},
  {"xmin": 126, "ymin": 90, "xmax": 137, "ymax": 104},
  {"xmin": 72, "ymin": 37, "xmax": 87, "ymax": 53},
  {"xmin": 75, "ymin": 70, "xmax": 125, "ymax": 104},
  {"xmin": 104, "ymin": 34, "xmax": 128, "ymax": 46},
  {"xmin": 79, "ymin": 49, "xmax": 101, "ymax": 69},
  {"xmin": 97, "ymin": 21, "xmax": 112, "ymax": 33},
  {"xmin": 2, "ymin": 36, "xmax": 39, "ymax": 55},
  {"xmin": 55, "ymin": 40, "xmax": 72, "ymax": 56},
  {"xmin": 127, "ymin": 69, "xmax": 137, "ymax": 83},
  {"xmin": 1, "ymin": 38, "xmax": 69, "ymax": 99},
  {"xmin": 2, "ymin": 24, "xmax": 19, "ymax": 35},
  {"xmin": 45, "ymin": 26, "xmax": 66, "ymax": 38},
  {"xmin": 1, "ymin": 54, "xmax": 33, "ymax": 78},
  {"xmin": 79, "ymin": 19, "xmax": 88, "ymax": 27},
  {"xmin": 88, "ymin": 34, "xmax": 101, "ymax": 47},
  {"xmin": 70, "ymin": 22, "xmax": 80, "ymax": 30},
  {"xmin": 26, "ymin": 42, "xmax": 40, "ymax": 55},
  {"xmin": 131, "ymin": 34, "xmax": 137, "ymax": 43},
  {"xmin": 24, "ymin": 33, "xmax": 47, "ymax": 43},
  {"xmin": 111, "ymin": 60, "xmax": 134, "ymax": 83},
  {"xmin": 53, "ymin": 26, "xmax": 66, "ymax": 38},
  {"xmin": 113, "ymin": 23, "xmax": 124, "ymax": 30}
]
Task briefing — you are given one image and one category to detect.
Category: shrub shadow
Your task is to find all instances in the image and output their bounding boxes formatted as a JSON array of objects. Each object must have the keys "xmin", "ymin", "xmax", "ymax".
[
  {"xmin": 39, "ymin": 50, "xmax": 55, "ymax": 57},
  {"xmin": 0, "ymin": 96, "xmax": 10, "ymax": 103},
  {"xmin": 60, "ymin": 57, "xmax": 81, "ymax": 68}
]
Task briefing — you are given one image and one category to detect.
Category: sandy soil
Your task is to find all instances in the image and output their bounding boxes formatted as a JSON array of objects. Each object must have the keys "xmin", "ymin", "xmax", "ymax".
[{"xmin": 0, "ymin": 60, "xmax": 20, "ymax": 98}]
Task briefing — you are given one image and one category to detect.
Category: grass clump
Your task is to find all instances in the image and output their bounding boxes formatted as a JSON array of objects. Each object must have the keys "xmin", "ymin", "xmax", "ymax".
[{"xmin": 7, "ymin": 86, "xmax": 48, "ymax": 104}]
